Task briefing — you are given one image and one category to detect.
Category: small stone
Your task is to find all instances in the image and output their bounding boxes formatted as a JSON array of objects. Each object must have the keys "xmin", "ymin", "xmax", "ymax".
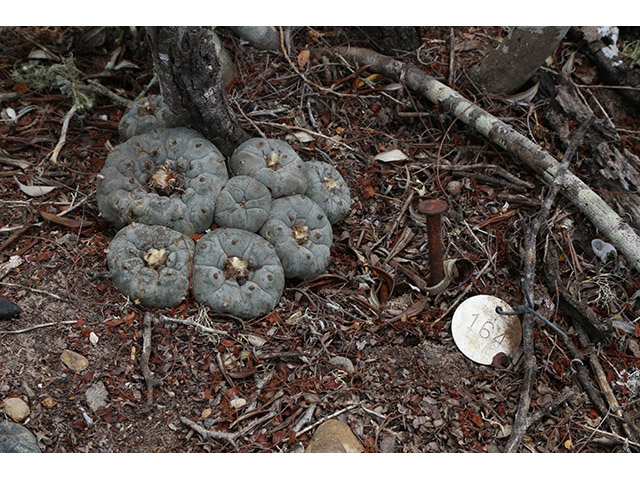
[
  {"xmin": 60, "ymin": 349, "xmax": 89, "ymax": 373},
  {"xmin": 41, "ymin": 397, "xmax": 57, "ymax": 409},
  {"xmin": 229, "ymin": 397, "xmax": 246, "ymax": 410},
  {"xmin": 446, "ymin": 180, "xmax": 462, "ymax": 196},
  {"xmin": 2, "ymin": 397, "xmax": 30, "ymax": 422},
  {"xmin": 0, "ymin": 297, "xmax": 21, "ymax": 320},
  {"xmin": 306, "ymin": 419, "xmax": 364, "ymax": 453},
  {"xmin": 0, "ymin": 421, "xmax": 41, "ymax": 453},
  {"xmin": 89, "ymin": 332, "xmax": 99, "ymax": 345},
  {"xmin": 85, "ymin": 382, "xmax": 108, "ymax": 412},
  {"xmin": 628, "ymin": 339, "xmax": 640, "ymax": 358},
  {"xmin": 201, "ymin": 408, "xmax": 212, "ymax": 419}
]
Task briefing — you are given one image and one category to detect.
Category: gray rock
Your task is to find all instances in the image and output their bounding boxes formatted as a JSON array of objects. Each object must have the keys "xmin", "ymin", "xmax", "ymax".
[
  {"xmin": 0, "ymin": 421, "xmax": 41, "ymax": 453},
  {"xmin": 85, "ymin": 382, "xmax": 109, "ymax": 412}
]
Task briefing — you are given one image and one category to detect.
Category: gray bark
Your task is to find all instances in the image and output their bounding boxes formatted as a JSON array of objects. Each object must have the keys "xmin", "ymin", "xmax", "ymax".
[
  {"xmin": 471, "ymin": 27, "xmax": 570, "ymax": 94},
  {"xmin": 147, "ymin": 27, "xmax": 247, "ymax": 156}
]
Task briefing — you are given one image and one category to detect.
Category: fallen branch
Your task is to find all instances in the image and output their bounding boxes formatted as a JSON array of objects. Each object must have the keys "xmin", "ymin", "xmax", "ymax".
[
  {"xmin": 159, "ymin": 314, "xmax": 228, "ymax": 335},
  {"xmin": 505, "ymin": 119, "xmax": 592, "ymax": 453},
  {"xmin": 141, "ymin": 312, "xmax": 161, "ymax": 407},
  {"xmin": 0, "ymin": 320, "xmax": 77, "ymax": 335},
  {"xmin": 332, "ymin": 46, "xmax": 640, "ymax": 272},
  {"xmin": 49, "ymin": 104, "xmax": 78, "ymax": 164}
]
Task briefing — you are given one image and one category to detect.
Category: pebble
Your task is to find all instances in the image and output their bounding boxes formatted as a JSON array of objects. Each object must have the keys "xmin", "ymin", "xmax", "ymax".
[
  {"xmin": 0, "ymin": 297, "xmax": 21, "ymax": 320},
  {"xmin": 306, "ymin": 419, "xmax": 364, "ymax": 453},
  {"xmin": 85, "ymin": 382, "xmax": 108, "ymax": 412},
  {"xmin": 60, "ymin": 349, "xmax": 89, "ymax": 373},
  {"xmin": 1, "ymin": 397, "xmax": 30, "ymax": 422},
  {"xmin": 41, "ymin": 397, "xmax": 57, "ymax": 409},
  {"xmin": 446, "ymin": 180, "xmax": 462, "ymax": 196},
  {"xmin": 0, "ymin": 421, "xmax": 41, "ymax": 453}
]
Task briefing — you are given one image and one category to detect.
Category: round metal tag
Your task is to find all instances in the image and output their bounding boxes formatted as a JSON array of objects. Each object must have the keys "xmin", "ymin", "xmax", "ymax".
[{"xmin": 451, "ymin": 295, "xmax": 522, "ymax": 365}]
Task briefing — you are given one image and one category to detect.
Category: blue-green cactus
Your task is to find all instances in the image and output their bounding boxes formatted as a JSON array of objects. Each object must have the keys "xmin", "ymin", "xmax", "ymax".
[
  {"xmin": 118, "ymin": 95, "xmax": 184, "ymax": 141},
  {"xmin": 259, "ymin": 195, "xmax": 332, "ymax": 279},
  {"xmin": 229, "ymin": 138, "xmax": 308, "ymax": 198},
  {"xmin": 304, "ymin": 161, "xmax": 351, "ymax": 224},
  {"xmin": 214, "ymin": 175, "xmax": 271, "ymax": 232},
  {"xmin": 193, "ymin": 228, "xmax": 285, "ymax": 319},
  {"xmin": 97, "ymin": 127, "xmax": 229, "ymax": 235},
  {"xmin": 106, "ymin": 223, "xmax": 195, "ymax": 307}
]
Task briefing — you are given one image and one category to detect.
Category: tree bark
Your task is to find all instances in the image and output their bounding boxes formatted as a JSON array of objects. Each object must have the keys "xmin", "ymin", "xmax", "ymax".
[
  {"xmin": 332, "ymin": 46, "xmax": 640, "ymax": 272},
  {"xmin": 147, "ymin": 27, "xmax": 247, "ymax": 156},
  {"xmin": 471, "ymin": 27, "xmax": 570, "ymax": 94}
]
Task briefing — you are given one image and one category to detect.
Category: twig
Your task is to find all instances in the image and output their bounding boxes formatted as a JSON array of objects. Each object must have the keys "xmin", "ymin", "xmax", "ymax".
[
  {"xmin": 141, "ymin": 312, "xmax": 161, "ymax": 407},
  {"xmin": 0, "ymin": 320, "xmax": 77, "ymax": 335},
  {"xmin": 216, "ymin": 352, "xmax": 236, "ymax": 389},
  {"xmin": 252, "ymin": 120, "xmax": 356, "ymax": 152},
  {"xmin": 232, "ymin": 98, "xmax": 267, "ymax": 138},
  {"xmin": 293, "ymin": 404, "xmax": 317, "ymax": 434},
  {"xmin": 448, "ymin": 27, "xmax": 456, "ymax": 85},
  {"xmin": 49, "ymin": 104, "xmax": 78, "ymax": 164},
  {"xmin": 0, "ymin": 282, "xmax": 66, "ymax": 301},
  {"xmin": 505, "ymin": 118, "xmax": 593, "ymax": 453},
  {"xmin": 181, "ymin": 409, "xmax": 278, "ymax": 449},
  {"xmin": 159, "ymin": 314, "xmax": 228, "ymax": 335},
  {"xmin": 180, "ymin": 416, "xmax": 239, "ymax": 449},
  {"xmin": 81, "ymin": 79, "xmax": 131, "ymax": 108},
  {"xmin": 576, "ymin": 423, "xmax": 640, "ymax": 450},
  {"xmin": 279, "ymin": 27, "xmax": 352, "ymax": 98},
  {"xmin": 296, "ymin": 403, "xmax": 360, "ymax": 436}
]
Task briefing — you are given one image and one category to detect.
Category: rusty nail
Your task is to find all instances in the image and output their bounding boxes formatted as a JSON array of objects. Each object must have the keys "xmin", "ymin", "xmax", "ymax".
[{"xmin": 418, "ymin": 198, "xmax": 448, "ymax": 286}]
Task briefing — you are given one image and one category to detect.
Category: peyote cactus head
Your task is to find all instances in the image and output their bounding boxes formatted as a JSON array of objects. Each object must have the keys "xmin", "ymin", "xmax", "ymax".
[
  {"xmin": 96, "ymin": 127, "xmax": 229, "ymax": 235},
  {"xmin": 229, "ymin": 138, "xmax": 308, "ymax": 198},
  {"xmin": 106, "ymin": 223, "xmax": 195, "ymax": 308},
  {"xmin": 214, "ymin": 175, "xmax": 271, "ymax": 232},
  {"xmin": 118, "ymin": 95, "xmax": 184, "ymax": 141},
  {"xmin": 304, "ymin": 160, "xmax": 352, "ymax": 224},
  {"xmin": 259, "ymin": 195, "xmax": 332, "ymax": 280},
  {"xmin": 193, "ymin": 228, "xmax": 285, "ymax": 319}
]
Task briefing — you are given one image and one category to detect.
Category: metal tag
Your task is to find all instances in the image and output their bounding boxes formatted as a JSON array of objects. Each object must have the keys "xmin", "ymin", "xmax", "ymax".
[{"xmin": 451, "ymin": 295, "xmax": 522, "ymax": 365}]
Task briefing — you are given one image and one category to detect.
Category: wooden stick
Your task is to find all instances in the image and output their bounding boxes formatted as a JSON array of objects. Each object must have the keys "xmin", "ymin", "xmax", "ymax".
[
  {"xmin": 332, "ymin": 46, "xmax": 640, "ymax": 272},
  {"xmin": 0, "ymin": 320, "xmax": 77, "ymax": 335},
  {"xmin": 49, "ymin": 104, "xmax": 78, "ymax": 164},
  {"xmin": 505, "ymin": 119, "xmax": 592, "ymax": 453},
  {"xmin": 141, "ymin": 312, "xmax": 161, "ymax": 407},
  {"xmin": 296, "ymin": 403, "xmax": 359, "ymax": 436}
]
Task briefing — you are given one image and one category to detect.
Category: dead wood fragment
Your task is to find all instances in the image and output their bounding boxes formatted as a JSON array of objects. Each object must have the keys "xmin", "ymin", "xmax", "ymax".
[
  {"xmin": 141, "ymin": 312, "xmax": 161, "ymax": 408},
  {"xmin": 331, "ymin": 46, "xmax": 640, "ymax": 272},
  {"xmin": 569, "ymin": 27, "xmax": 640, "ymax": 110},
  {"xmin": 505, "ymin": 119, "xmax": 592, "ymax": 453}
]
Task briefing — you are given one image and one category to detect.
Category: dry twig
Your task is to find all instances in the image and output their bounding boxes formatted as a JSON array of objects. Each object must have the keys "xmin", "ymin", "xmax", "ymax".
[
  {"xmin": 141, "ymin": 312, "xmax": 161, "ymax": 407},
  {"xmin": 505, "ymin": 118, "xmax": 593, "ymax": 453}
]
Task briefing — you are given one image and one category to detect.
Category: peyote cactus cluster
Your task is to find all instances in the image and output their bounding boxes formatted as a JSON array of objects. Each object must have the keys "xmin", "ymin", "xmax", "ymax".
[{"xmin": 99, "ymin": 95, "xmax": 351, "ymax": 318}]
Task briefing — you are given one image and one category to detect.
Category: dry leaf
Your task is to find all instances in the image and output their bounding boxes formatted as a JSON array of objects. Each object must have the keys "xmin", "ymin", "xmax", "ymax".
[
  {"xmin": 291, "ymin": 131, "xmax": 315, "ymax": 143},
  {"xmin": 40, "ymin": 210, "xmax": 93, "ymax": 229},
  {"xmin": 297, "ymin": 50, "xmax": 310, "ymax": 68},
  {"xmin": 16, "ymin": 178, "xmax": 56, "ymax": 197},
  {"xmin": 0, "ymin": 156, "xmax": 30, "ymax": 170},
  {"xmin": 374, "ymin": 149, "xmax": 409, "ymax": 163}
]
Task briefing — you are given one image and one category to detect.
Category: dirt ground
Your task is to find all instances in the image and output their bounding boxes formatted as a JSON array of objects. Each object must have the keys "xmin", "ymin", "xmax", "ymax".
[{"xmin": 1, "ymin": 26, "xmax": 640, "ymax": 453}]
